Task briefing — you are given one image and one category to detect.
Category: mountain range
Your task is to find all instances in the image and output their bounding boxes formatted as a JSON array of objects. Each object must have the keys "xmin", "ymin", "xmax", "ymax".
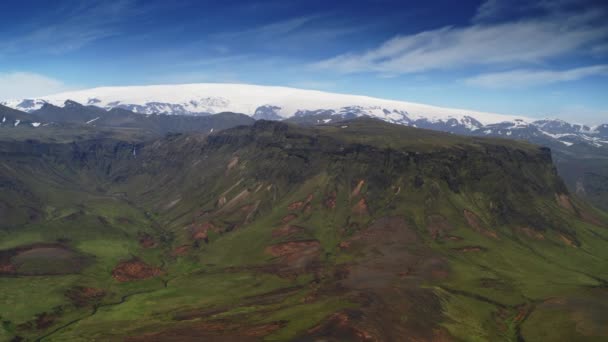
[
  {"xmin": 2, "ymin": 83, "xmax": 607, "ymax": 211},
  {"xmin": 3, "ymin": 83, "xmax": 607, "ymax": 147}
]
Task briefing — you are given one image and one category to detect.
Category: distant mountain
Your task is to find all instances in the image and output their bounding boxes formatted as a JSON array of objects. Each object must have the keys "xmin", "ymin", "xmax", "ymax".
[
  {"xmin": 3, "ymin": 83, "xmax": 606, "ymax": 148},
  {"xmin": 2, "ymin": 83, "xmax": 528, "ymax": 122},
  {"xmin": 0, "ymin": 104, "xmax": 45, "ymax": 128},
  {"xmin": 3, "ymin": 83, "xmax": 607, "ymax": 209}
]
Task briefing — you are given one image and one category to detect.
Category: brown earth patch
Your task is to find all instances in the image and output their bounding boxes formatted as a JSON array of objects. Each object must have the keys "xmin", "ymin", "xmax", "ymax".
[
  {"xmin": 281, "ymin": 214, "xmax": 298, "ymax": 224},
  {"xmin": 265, "ymin": 240, "xmax": 321, "ymax": 276},
  {"xmin": 453, "ymin": 246, "xmax": 487, "ymax": 253},
  {"xmin": 324, "ymin": 191, "xmax": 337, "ymax": 209},
  {"xmin": 516, "ymin": 227, "xmax": 545, "ymax": 240},
  {"xmin": 226, "ymin": 156, "xmax": 239, "ymax": 171},
  {"xmin": 272, "ymin": 225, "xmax": 304, "ymax": 238},
  {"xmin": 191, "ymin": 222, "xmax": 218, "ymax": 242},
  {"xmin": 352, "ymin": 198, "xmax": 369, "ymax": 216},
  {"xmin": 338, "ymin": 241, "xmax": 351, "ymax": 249},
  {"xmin": 65, "ymin": 286, "xmax": 106, "ymax": 307},
  {"xmin": 579, "ymin": 209, "xmax": 605, "ymax": 227},
  {"xmin": 287, "ymin": 194, "xmax": 314, "ymax": 211},
  {"xmin": 0, "ymin": 262, "xmax": 16, "ymax": 274},
  {"xmin": 559, "ymin": 234, "xmax": 578, "ymax": 247},
  {"xmin": 111, "ymin": 259, "xmax": 163, "ymax": 282},
  {"xmin": 288, "ymin": 201, "xmax": 305, "ymax": 211},
  {"xmin": 445, "ymin": 236, "xmax": 463, "ymax": 241},
  {"xmin": 351, "ymin": 180, "xmax": 366, "ymax": 198},
  {"xmin": 125, "ymin": 320, "xmax": 286, "ymax": 342},
  {"xmin": 306, "ymin": 311, "xmax": 376, "ymax": 341},
  {"xmin": 463, "ymin": 209, "xmax": 498, "ymax": 239},
  {"xmin": 330, "ymin": 217, "xmax": 452, "ymax": 341},
  {"xmin": 138, "ymin": 233, "xmax": 157, "ymax": 249},
  {"xmin": 171, "ymin": 245, "xmax": 191, "ymax": 257},
  {"xmin": 556, "ymin": 193, "xmax": 575, "ymax": 213}
]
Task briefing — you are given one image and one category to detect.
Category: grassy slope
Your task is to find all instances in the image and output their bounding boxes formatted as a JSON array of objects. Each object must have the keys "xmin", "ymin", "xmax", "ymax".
[{"xmin": 0, "ymin": 119, "xmax": 607, "ymax": 341}]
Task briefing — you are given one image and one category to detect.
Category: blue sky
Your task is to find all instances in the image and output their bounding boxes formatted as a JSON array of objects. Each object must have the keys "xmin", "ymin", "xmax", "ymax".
[{"xmin": 0, "ymin": 0, "xmax": 607, "ymax": 123}]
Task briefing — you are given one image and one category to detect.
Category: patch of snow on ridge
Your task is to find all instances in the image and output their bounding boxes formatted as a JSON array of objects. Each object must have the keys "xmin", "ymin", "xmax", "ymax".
[
  {"xmin": 86, "ymin": 117, "xmax": 100, "ymax": 124},
  {"xmin": 3, "ymin": 83, "xmax": 531, "ymax": 125}
]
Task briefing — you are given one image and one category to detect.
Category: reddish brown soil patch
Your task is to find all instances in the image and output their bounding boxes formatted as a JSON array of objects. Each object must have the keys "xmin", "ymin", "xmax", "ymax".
[
  {"xmin": 426, "ymin": 215, "xmax": 454, "ymax": 240},
  {"xmin": 445, "ymin": 235, "xmax": 463, "ymax": 241},
  {"xmin": 339, "ymin": 241, "xmax": 351, "ymax": 249},
  {"xmin": 171, "ymin": 245, "xmax": 191, "ymax": 257},
  {"xmin": 352, "ymin": 198, "xmax": 368, "ymax": 215},
  {"xmin": 272, "ymin": 225, "xmax": 304, "ymax": 238},
  {"xmin": 559, "ymin": 234, "xmax": 578, "ymax": 247},
  {"xmin": 125, "ymin": 320, "xmax": 286, "ymax": 342},
  {"xmin": 307, "ymin": 311, "xmax": 376, "ymax": 341},
  {"xmin": 65, "ymin": 286, "xmax": 106, "ymax": 307},
  {"xmin": 556, "ymin": 193, "xmax": 575, "ymax": 213},
  {"xmin": 266, "ymin": 240, "xmax": 320, "ymax": 261},
  {"xmin": 453, "ymin": 246, "xmax": 486, "ymax": 253},
  {"xmin": 265, "ymin": 240, "xmax": 321, "ymax": 275},
  {"xmin": 287, "ymin": 194, "xmax": 313, "ymax": 211},
  {"xmin": 351, "ymin": 180, "xmax": 366, "ymax": 198},
  {"xmin": 516, "ymin": 227, "xmax": 545, "ymax": 240},
  {"xmin": 332, "ymin": 217, "xmax": 452, "ymax": 341},
  {"xmin": 0, "ymin": 262, "xmax": 16, "ymax": 274},
  {"xmin": 281, "ymin": 214, "xmax": 298, "ymax": 224},
  {"xmin": 138, "ymin": 233, "xmax": 157, "ymax": 249},
  {"xmin": 111, "ymin": 259, "xmax": 163, "ymax": 282},
  {"xmin": 579, "ymin": 209, "xmax": 605, "ymax": 227},
  {"xmin": 288, "ymin": 201, "xmax": 305, "ymax": 211},
  {"xmin": 191, "ymin": 222, "xmax": 218, "ymax": 242},
  {"xmin": 463, "ymin": 209, "xmax": 498, "ymax": 239},
  {"xmin": 324, "ymin": 191, "xmax": 337, "ymax": 209}
]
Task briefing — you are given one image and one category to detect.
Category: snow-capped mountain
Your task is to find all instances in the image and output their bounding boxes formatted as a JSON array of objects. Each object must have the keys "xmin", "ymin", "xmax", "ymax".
[
  {"xmin": 2, "ymin": 83, "xmax": 607, "ymax": 147},
  {"xmin": 1, "ymin": 83, "xmax": 528, "ymax": 123}
]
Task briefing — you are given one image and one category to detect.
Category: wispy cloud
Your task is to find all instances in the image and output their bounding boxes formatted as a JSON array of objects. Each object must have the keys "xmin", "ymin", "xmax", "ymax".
[
  {"xmin": 0, "ymin": 72, "xmax": 74, "ymax": 100},
  {"xmin": 0, "ymin": 0, "xmax": 151, "ymax": 55},
  {"xmin": 313, "ymin": 3, "xmax": 607, "ymax": 75},
  {"xmin": 209, "ymin": 14, "xmax": 365, "ymax": 52},
  {"xmin": 465, "ymin": 65, "xmax": 608, "ymax": 88}
]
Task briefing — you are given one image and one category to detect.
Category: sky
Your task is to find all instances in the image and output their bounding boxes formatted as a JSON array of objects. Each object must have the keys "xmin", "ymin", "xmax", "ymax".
[{"xmin": 0, "ymin": 0, "xmax": 607, "ymax": 123}]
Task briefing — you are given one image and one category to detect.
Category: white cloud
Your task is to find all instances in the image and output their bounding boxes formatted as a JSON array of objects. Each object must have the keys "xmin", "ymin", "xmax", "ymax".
[
  {"xmin": 313, "ymin": 5, "xmax": 607, "ymax": 75},
  {"xmin": 0, "ymin": 72, "xmax": 73, "ymax": 100},
  {"xmin": 465, "ymin": 65, "xmax": 608, "ymax": 88}
]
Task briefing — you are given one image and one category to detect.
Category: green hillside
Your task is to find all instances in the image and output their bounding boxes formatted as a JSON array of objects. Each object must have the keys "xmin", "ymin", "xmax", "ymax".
[{"xmin": 1, "ymin": 119, "xmax": 607, "ymax": 341}]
